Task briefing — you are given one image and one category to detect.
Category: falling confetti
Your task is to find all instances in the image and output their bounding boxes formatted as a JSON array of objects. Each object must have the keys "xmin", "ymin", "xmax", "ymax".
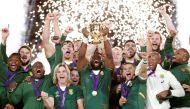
[{"xmin": 26, "ymin": 0, "xmax": 176, "ymax": 59}]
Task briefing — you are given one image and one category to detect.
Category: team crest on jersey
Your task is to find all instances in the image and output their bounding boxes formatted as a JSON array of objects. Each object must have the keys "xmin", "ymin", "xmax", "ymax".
[
  {"xmin": 181, "ymin": 67, "xmax": 190, "ymax": 74},
  {"xmin": 160, "ymin": 73, "xmax": 164, "ymax": 79},
  {"xmin": 127, "ymin": 80, "xmax": 132, "ymax": 87},
  {"xmin": 69, "ymin": 89, "xmax": 74, "ymax": 95}
]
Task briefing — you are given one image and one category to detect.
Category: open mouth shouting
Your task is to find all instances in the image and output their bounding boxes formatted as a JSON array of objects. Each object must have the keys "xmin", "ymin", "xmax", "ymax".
[
  {"xmin": 21, "ymin": 55, "xmax": 28, "ymax": 62},
  {"xmin": 9, "ymin": 63, "xmax": 18, "ymax": 71},
  {"xmin": 32, "ymin": 68, "xmax": 44, "ymax": 79},
  {"xmin": 151, "ymin": 43, "xmax": 159, "ymax": 50},
  {"xmin": 59, "ymin": 75, "xmax": 65, "ymax": 80},
  {"xmin": 35, "ymin": 69, "xmax": 43, "ymax": 77},
  {"xmin": 32, "ymin": 61, "xmax": 45, "ymax": 79},
  {"xmin": 72, "ymin": 79, "xmax": 78, "ymax": 85},
  {"xmin": 66, "ymin": 51, "xmax": 71, "ymax": 55},
  {"xmin": 57, "ymin": 74, "xmax": 67, "ymax": 84},
  {"xmin": 94, "ymin": 60, "xmax": 100, "ymax": 66},
  {"xmin": 125, "ymin": 71, "xmax": 133, "ymax": 81}
]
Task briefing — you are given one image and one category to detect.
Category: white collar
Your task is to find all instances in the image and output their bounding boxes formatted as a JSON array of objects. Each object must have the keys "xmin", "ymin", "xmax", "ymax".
[
  {"xmin": 147, "ymin": 64, "xmax": 163, "ymax": 76},
  {"xmin": 60, "ymin": 86, "xmax": 66, "ymax": 91},
  {"xmin": 115, "ymin": 65, "xmax": 120, "ymax": 68},
  {"xmin": 154, "ymin": 64, "xmax": 165, "ymax": 75},
  {"xmin": 64, "ymin": 60, "xmax": 73, "ymax": 65},
  {"xmin": 34, "ymin": 79, "xmax": 39, "ymax": 82},
  {"xmin": 92, "ymin": 70, "xmax": 100, "ymax": 75}
]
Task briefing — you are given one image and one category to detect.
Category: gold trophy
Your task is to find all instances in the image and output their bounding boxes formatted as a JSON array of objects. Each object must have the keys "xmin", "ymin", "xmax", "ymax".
[{"xmin": 90, "ymin": 20, "xmax": 101, "ymax": 44}]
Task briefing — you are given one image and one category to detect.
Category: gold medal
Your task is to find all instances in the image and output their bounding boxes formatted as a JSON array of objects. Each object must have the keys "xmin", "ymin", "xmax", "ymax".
[{"xmin": 92, "ymin": 91, "xmax": 97, "ymax": 96}]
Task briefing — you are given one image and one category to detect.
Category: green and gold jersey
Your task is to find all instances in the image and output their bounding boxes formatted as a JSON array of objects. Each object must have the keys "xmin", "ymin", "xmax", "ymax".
[
  {"xmin": 79, "ymin": 64, "xmax": 113, "ymax": 109},
  {"xmin": 48, "ymin": 84, "xmax": 83, "ymax": 109}
]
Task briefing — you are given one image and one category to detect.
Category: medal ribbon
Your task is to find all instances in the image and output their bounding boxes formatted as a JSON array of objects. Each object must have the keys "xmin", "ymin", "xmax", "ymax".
[
  {"xmin": 31, "ymin": 79, "xmax": 43, "ymax": 98},
  {"xmin": 57, "ymin": 85, "xmax": 68, "ymax": 109},
  {"xmin": 4, "ymin": 70, "xmax": 17, "ymax": 87},
  {"xmin": 24, "ymin": 65, "xmax": 31, "ymax": 72},
  {"xmin": 116, "ymin": 67, "xmax": 121, "ymax": 76},
  {"xmin": 148, "ymin": 69, "xmax": 155, "ymax": 77},
  {"xmin": 117, "ymin": 67, "xmax": 123, "ymax": 82},
  {"xmin": 90, "ymin": 70, "xmax": 101, "ymax": 92},
  {"xmin": 121, "ymin": 81, "xmax": 129, "ymax": 98}
]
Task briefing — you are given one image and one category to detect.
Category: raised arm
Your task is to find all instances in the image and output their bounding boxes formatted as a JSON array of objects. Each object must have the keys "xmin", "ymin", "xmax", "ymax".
[
  {"xmin": 63, "ymin": 26, "xmax": 74, "ymax": 38},
  {"xmin": 77, "ymin": 27, "xmax": 89, "ymax": 71},
  {"xmin": 158, "ymin": 6, "xmax": 177, "ymax": 37},
  {"xmin": 59, "ymin": 26, "xmax": 74, "ymax": 43},
  {"xmin": 135, "ymin": 59, "xmax": 147, "ymax": 79},
  {"xmin": 138, "ymin": 34, "xmax": 146, "ymax": 52},
  {"xmin": 0, "ymin": 44, "xmax": 8, "ymax": 81},
  {"xmin": 1, "ymin": 25, "xmax": 9, "ymax": 46},
  {"xmin": 49, "ymin": 13, "xmax": 64, "ymax": 71},
  {"xmin": 85, "ymin": 44, "xmax": 97, "ymax": 62},
  {"xmin": 53, "ymin": 13, "xmax": 62, "ymax": 37},
  {"xmin": 42, "ymin": 13, "xmax": 55, "ymax": 58},
  {"xmin": 146, "ymin": 30, "xmax": 154, "ymax": 53},
  {"xmin": 1, "ymin": 25, "xmax": 9, "ymax": 63},
  {"xmin": 159, "ymin": 6, "xmax": 176, "ymax": 58},
  {"xmin": 101, "ymin": 27, "xmax": 114, "ymax": 69}
]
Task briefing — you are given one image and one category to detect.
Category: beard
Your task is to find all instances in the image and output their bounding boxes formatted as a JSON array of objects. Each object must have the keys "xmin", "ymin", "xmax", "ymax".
[
  {"xmin": 127, "ymin": 53, "xmax": 135, "ymax": 58},
  {"xmin": 90, "ymin": 61, "xmax": 102, "ymax": 70},
  {"xmin": 22, "ymin": 60, "xmax": 30, "ymax": 66},
  {"xmin": 126, "ymin": 49, "xmax": 136, "ymax": 58}
]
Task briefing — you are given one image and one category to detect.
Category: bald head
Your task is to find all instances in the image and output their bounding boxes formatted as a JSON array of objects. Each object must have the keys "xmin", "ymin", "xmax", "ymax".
[
  {"xmin": 174, "ymin": 48, "xmax": 189, "ymax": 63},
  {"xmin": 147, "ymin": 52, "xmax": 161, "ymax": 70}
]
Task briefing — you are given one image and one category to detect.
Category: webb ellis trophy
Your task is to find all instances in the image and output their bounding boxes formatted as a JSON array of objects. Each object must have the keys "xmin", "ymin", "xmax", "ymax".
[{"xmin": 90, "ymin": 20, "xmax": 102, "ymax": 44}]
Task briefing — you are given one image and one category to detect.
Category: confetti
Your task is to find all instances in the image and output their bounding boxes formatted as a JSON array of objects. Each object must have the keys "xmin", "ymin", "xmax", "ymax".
[{"xmin": 27, "ymin": 0, "xmax": 176, "ymax": 59}]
